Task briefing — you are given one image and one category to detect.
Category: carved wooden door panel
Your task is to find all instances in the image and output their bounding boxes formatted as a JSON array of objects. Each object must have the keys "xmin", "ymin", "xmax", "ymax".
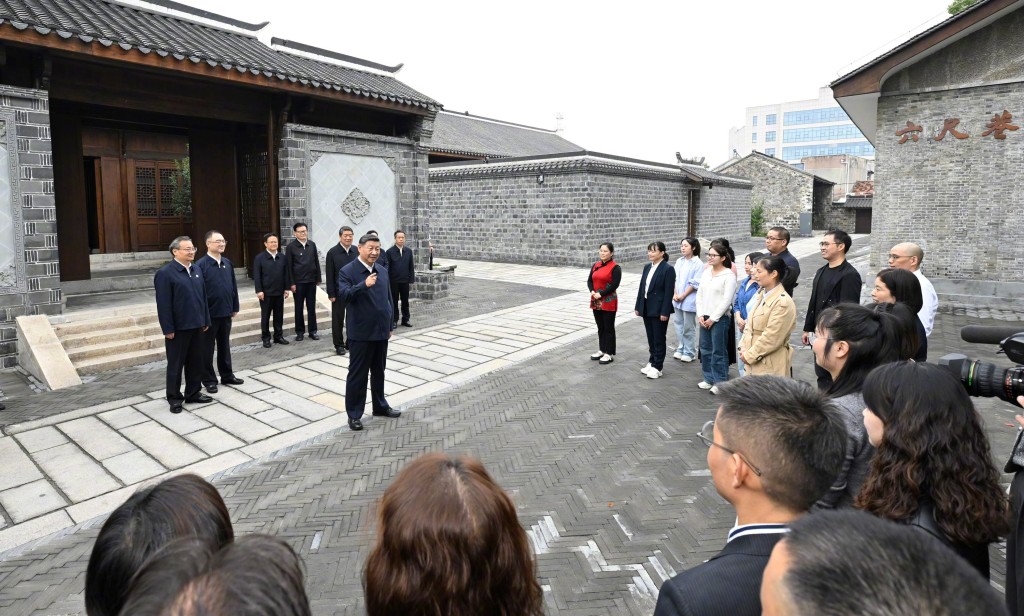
[
  {"xmin": 128, "ymin": 160, "xmax": 189, "ymax": 251},
  {"xmin": 239, "ymin": 150, "xmax": 270, "ymax": 273}
]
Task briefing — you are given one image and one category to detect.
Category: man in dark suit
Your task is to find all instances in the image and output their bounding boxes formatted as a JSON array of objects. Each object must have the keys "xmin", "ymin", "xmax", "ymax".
[
  {"xmin": 765, "ymin": 226, "xmax": 801, "ymax": 299},
  {"xmin": 337, "ymin": 234, "xmax": 401, "ymax": 431},
  {"xmin": 196, "ymin": 230, "xmax": 244, "ymax": 393},
  {"xmin": 634, "ymin": 244, "xmax": 676, "ymax": 379},
  {"xmin": 155, "ymin": 236, "xmax": 213, "ymax": 414},
  {"xmin": 654, "ymin": 376, "xmax": 847, "ymax": 616},
  {"xmin": 366, "ymin": 229, "xmax": 389, "ymax": 269},
  {"xmin": 384, "ymin": 229, "xmax": 415, "ymax": 328},
  {"xmin": 800, "ymin": 229, "xmax": 862, "ymax": 390},
  {"xmin": 286, "ymin": 222, "xmax": 321, "ymax": 341},
  {"xmin": 252, "ymin": 232, "xmax": 291, "ymax": 348},
  {"xmin": 762, "ymin": 510, "xmax": 1005, "ymax": 616},
  {"xmin": 325, "ymin": 225, "xmax": 358, "ymax": 355}
]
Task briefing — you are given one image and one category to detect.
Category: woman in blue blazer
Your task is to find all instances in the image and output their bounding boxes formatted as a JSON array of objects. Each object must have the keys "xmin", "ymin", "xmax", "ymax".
[{"xmin": 634, "ymin": 241, "xmax": 676, "ymax": 379}]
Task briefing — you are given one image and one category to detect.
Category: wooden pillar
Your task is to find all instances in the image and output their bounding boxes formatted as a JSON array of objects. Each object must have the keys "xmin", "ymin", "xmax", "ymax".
[{"xmin": 50, "ymin": 111, "xmax": 90, "ymax": 281}]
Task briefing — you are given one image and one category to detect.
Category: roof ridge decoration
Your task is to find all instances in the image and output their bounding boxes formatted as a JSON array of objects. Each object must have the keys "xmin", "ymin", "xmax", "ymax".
[
  {"xmin": 129, "ymin": 0, "xmax": 268, "ymax": 31},
  {"xmin": 0, "ymin": 0, "xmax": 440, "ymax": 111},
  {"xmin": 439, "ymin": 110, "xmax": 561, "ymax": 134},
  {"xmin": 271, "ymin": 37, "xmax": 403, "ymax": 74}
]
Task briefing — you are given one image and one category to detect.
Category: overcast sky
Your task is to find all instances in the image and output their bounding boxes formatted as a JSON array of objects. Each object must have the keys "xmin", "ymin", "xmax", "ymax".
[{"xmin": 202, "ymin": 0, "xmax": 949, "ymax": 167}]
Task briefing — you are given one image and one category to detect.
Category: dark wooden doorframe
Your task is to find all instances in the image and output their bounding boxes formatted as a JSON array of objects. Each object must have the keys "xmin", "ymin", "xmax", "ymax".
[{"xmin": 687, "ymin": 189, "xmax": 699, "ymax": 237}]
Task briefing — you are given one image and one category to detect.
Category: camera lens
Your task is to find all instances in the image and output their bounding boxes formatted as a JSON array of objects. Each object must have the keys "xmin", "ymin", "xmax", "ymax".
[{"xmin": 961, "ymin": 360, "xmax": 1024, "ymax": 403}]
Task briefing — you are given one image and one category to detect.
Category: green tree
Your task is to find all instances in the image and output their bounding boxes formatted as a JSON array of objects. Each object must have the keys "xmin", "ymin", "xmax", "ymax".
[
  {"xmin": 171, "ymin": 157, "xmax": 192, "ymax": 217},
  {"xmin": 750, "ymin": 200, "xmax": 767, "ymax": 237},
  {"xmin": 948, "ymin": 0, "xmax": 979, "ymax": 14}
]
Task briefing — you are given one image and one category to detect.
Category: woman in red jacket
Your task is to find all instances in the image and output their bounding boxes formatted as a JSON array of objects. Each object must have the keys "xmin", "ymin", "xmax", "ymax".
[{"xmin": 587, "ymin": 242, "xmax": 622, "ymax": 365}]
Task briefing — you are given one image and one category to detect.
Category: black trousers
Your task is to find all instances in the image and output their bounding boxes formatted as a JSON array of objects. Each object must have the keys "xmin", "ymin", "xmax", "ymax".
[
  {"xmin": 165, "ymin": 327, "xmax": 205, "ymax": 403},
  {"xmin": 390, "ymin": 281, "xmax": 410, "ymax": 324},
  {"xmin": 293, "ymin": 282, "xmax": 318, "ymax": 334},
  {"xmin": 643, "ymin": 316, "xmax": 669, "ymax": 370},
  {"xmin": 260, "ymin": 294, "xmax": 284, "ymax": 340},
  {"xmin": 345, "ymin": 339, "xmax": 390, "ymax": 420},
  {"xmin": 593, "ymin": 310, "xmax": 616, "ymax": 355},
  {"xmin": 202, "ymin": 315, "xmax": 234, "ymax": 387},
  {"xmin": 331, "ymin": 299, "xmax": 348, "ymax": 349}
]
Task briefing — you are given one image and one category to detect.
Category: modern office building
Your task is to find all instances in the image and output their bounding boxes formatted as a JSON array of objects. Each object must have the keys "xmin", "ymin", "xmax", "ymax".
[{"xmin": 727, "ymin": 87, "xmax": 875, "ymax": 164}]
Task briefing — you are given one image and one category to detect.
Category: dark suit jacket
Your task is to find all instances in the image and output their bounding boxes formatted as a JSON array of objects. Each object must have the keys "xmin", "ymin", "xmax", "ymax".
[
  {"xmin": 154, "ymin": 260, "xmax": 211, "ymax": 335},
  {"xmin": 195, "ymin": 254, "xmax": 240, "ymax": 318},
  {"xmin": 802, "ymin": 259, "xmax": 863, "ymax": 332},
  {"xmin": 654, "ymin": 533, "xmax": 783, "ymax": 616},
  {"xmin": 252, "ymin": 250, "xmax": 289, "ymax": 296},
  {"xmin": 385, "ymin": 245, "xmax": 416, "ymax": 283},
  {"xmin": 778, "ymin": 249, "xmax": 801, "ymax": 299},
  {"xmin": 325, "ymin": 243, "xmax": 358, "ymax": 299},
  {"xmin": 285, "ymin": 239, "xmax": 321, "ymax": 284},
  {"xmin": 337, "ymin": 258, "xmax": 394, "ymax": 341},
  {"xmin": 634, "ymin": 261, "xmax": 676, "ymax": 318}
]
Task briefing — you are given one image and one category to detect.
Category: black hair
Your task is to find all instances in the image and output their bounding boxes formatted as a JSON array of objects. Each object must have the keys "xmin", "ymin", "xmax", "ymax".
[
  {"xmin": 359, "ymin": 234, "xmax": 382, "ymax": 246},
  {"xmin": 876, "ymin": 268, "xmax": 924, "ymax": 313},
  {"xmin": 715, "ymin": 376, "xmax": 848, "ymax": 512},
  {"xmin": 647, "ymin": 241, "xmax": 668, "ymax": 262},
  {"xmin": 870, "ymin": 302, "xmax": 920, "ymax": 361},
  {"xmin": 708, "ymin": 240, "xmax": 734, "ymax": 268},
  {"xmin": 339, "ymin": 226, "xmax": 353, "ymax": 235},
  {"xmin": 768, "ymin": 226, "xmax": 791, "ymax": 244},
  {"xmin": 394, "ymin": 229, "xmax": 405, "ymax": 238},
  {"xmin": 816, "ymin": 304, "xmax": 904, "ymax": 398},
  {"xmin": 745, "ymin": 251, "xmax": 764, "ymax": 265},
  {"xmin": 781, "ymin": 510, "xmax": 1006, "ymax": 616},
  {"xmin": 683, "ymin": 237, "xmax": 701, "ymax": 257},
  {"xmin": 292, "ymin": 222, "xmax": 307, "ymax": 232},
  {"xmin": 204, "ymin": 230, "xmax": 222, "ymax": 242},
  {"xmin": 263, "ymin": 232, "xmax": 279, "ymax": 244},
  {"xmin": 756, "ymin": 254, "xmax": 788, "ymax": 286},
  {"xmin": 826, "ymin": 229, "xmax": 853, "ymax": 254},
  {"xmin": 600, "ymin": 242, "xmax": 614, "ymax": 253}
]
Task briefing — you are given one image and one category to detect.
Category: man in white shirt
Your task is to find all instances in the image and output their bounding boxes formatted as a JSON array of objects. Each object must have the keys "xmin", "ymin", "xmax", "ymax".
[
  {"xmin": 653, "ymin": 376, "xmax": 847, "ymax": 616},
  {"xmin": 888, "ymin": 242, "xmax": 938, "ymax": 337}
]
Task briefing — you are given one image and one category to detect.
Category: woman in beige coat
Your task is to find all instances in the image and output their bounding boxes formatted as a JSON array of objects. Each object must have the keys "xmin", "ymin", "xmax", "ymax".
[{"xmin": 740, "ymin": 254, "xmax": 797, "ymax": 376}]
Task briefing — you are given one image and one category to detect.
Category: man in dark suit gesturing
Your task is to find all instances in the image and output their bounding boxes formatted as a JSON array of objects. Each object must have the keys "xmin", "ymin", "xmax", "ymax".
[
  {"xmin": 654, "ymin": 376, "xmax": 847, "ymax": 616},
  {"xmin": 155, "ymin": 236, "xmax": 212, "ymax": 414},
  {"xmin": 337, "ymin": 234, "xmax": 401, "ymax": 431}
]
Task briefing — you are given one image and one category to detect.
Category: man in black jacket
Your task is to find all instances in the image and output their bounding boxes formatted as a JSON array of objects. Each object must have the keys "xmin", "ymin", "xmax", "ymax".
[
  {"xmin": 337, "ymin": 234, "xmax": 400, "ymax": 431},
  {"xmin": 195, "ymin": 230, "xmax": 244, "ymax": 393},
  {"xmin": 252, "ymin": 233, "xmax": 291, "ymax": 348},
  {"xmin": 286, "ymin": 222, "xmax": 321, "ymax": 341},
  {"xmin": 801, "ymin": 229, "xmax": 862, "ymax": 390},
  {"xmin": 765, "ymin": 226, "xmax": 800, "ymax": 299},
  {"xmin": 325, "ymin": 226, "xmax": 358, "ymax": 355},
  {"xmin": 654, "ymin": 377, "xmax": 847, "ymax": 616},
  {"xmin": 384, "ymin": 230, "xmax": 415, "ymax": 328}
]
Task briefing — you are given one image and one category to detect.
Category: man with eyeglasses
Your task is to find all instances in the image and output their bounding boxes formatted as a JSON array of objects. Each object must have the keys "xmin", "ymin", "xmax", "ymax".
[
  {"xmin": 801, "ymin": 229, "xmax": 862, "ymax": 389},
  {"xmin": 654, "ymin": 376, "xmax": 847, "ymax": 616},
  {"xmin": 155, "ymin": 236, "xmax": 212, "ymax": 414},
  {"xmin": 887, "ymin": 242, "xmax": 938, "ymax": 338},
  {"xmin": 196, "ymin": 230, "xmax": 244, "ymax": 394},
  {"xmin": 286, "ymin": 222, "xmax": 321, "ymax": 342},
  {"xmin": 764, "ymin": 227, "xmax": 800, "ymax": 299}
]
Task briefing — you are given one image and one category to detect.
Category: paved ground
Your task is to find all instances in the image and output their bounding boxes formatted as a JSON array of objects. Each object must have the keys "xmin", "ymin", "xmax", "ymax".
[{"xmin": 0, "ymin": 235, "xmax": 1022, "ymax": 615}]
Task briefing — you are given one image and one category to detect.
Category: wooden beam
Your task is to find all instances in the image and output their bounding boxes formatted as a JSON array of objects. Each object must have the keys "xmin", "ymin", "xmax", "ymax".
[{"xmin": 0, "ymin": 27, "xmax": 432, "ymax": 117}]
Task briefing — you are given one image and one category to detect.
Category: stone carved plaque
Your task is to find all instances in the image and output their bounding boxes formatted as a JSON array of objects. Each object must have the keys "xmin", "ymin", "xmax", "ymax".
[{"xmin": 341, "ymin": 187, "xmax": 371, "ymax": 223}]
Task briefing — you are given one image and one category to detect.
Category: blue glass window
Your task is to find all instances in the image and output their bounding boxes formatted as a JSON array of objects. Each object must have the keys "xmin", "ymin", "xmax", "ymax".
[
  {"xmin": 752, "ymin": 115, "xmax": 758, "ymax": 127},
  {"xmin": 752, "ymin": 133, "xmax": 757, "ymax": 143},
  {"xmin": 783, "ymin": 107, "xmax": 850, "ymax": 126},
  {"xmin": 766, "ymin": 114, "xmax": 777, "ymax": 125},
  {"xmin": 783, "ymin": 124, "xmax": 864, "ymax": 143},
  {"xmin": 765, "ymin": 148, "xmax": 775, "ymax": 157},
  {"xmin": 782, "ymin": 142, "xmax": 875, "ymax": 160},
  {"xmin": 765, "ymin": 131, "xmax": 776, "ymax": 142}
]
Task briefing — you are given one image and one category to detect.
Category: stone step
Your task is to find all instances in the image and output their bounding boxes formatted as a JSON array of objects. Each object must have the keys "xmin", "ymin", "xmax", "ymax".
[
  {"xmin": 63, "ymin": 268, "xmax": 248, "ymax": 296},
  {"xmin": 58, "ymin": 305, "xmax": 269, "ymax": 348}
]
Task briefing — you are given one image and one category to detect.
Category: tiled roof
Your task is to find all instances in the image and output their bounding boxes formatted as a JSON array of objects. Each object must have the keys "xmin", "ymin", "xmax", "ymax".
[
  {"xmin": 850, "ymin": 180, "xmax": 874, "ymax": 196},
  {"xmin": 844, "ymin": 195, "xmax": 873, "ymax": 209},
  {"xmin": 716, "ymin": 151, "xmax": 835, "ymax": 184},
  {"xmin": 0, "ymin": 0, "xmax": 439, "ymax": 109},
  {"xmin": 431, "ymin": 111, "xmax": 581, "ymax": 158}
]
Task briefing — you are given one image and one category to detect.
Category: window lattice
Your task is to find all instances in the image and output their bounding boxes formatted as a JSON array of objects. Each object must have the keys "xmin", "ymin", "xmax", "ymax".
[{"xmin": 135, "ymin": 166, "xmax": 157, "ymax": 217}]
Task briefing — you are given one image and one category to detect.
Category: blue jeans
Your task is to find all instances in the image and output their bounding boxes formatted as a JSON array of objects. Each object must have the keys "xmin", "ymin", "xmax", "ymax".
[
  {"xmin": 736, "ymin": 328, "xmax": 746, "ymax": 376},
  {"xmin": 699, "ymin": 318, "xmax": 731, "ymax": 385},
  {"xmin": 674, "ymin": 309, "xmax": 697, "ymax": 357}
]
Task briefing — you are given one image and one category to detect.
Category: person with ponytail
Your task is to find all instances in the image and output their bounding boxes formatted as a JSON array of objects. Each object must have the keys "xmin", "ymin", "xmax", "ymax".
[{"xmin": 810, "ymin": 303, "xmax": 905, "ymax": 509}]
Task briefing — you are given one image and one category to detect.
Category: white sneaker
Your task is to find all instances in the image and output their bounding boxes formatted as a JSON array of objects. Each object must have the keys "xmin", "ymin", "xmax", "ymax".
[
  {"xmin": 641, "ymin": 363, "xmax": 653, "ymax": 375},
  {"xmin": 710, "ymin": 385, "xmax": 720, "ymax": 395},
  {"xmin": 673, "ymin": 351, "xmax": 685, "ymax": 361},
  {"xmin": 591, "ymin": 351, "xmax": 604, "ymax": 360},
  {"xmin": 599, "ymin": 354, "xmax": 614, "ymax": 364},
  {"xmin": 680, "ymin": 355, "xmax": 694, "ymax": 363},
  {"xmin": 698, "ymin": 381, "xmax": 713, "ymax": 390},
  {"xmin": 646, "ymin": 368, "xmax": 663, "ymax": 379}
]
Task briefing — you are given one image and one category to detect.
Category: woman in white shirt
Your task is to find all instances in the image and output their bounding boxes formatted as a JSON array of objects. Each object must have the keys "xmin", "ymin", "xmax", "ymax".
[{"xmin": 695, "ymin": 241, "xmax": 738, "ymax": 394}]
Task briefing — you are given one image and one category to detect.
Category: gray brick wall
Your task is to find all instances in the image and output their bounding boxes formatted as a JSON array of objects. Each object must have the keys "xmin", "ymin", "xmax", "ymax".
[
  {"xmin": 816, "ymin": 200, "xmax": 857, "ymax": 233},
  {"xmin": 0, "ymin": 86, "xmax": 60, "ymax": 367},
  {"xmin": 718, "ymin": 155, "xmax": 811, "ymax": 230},
  {"xmin": 429, "ymin": 159, "xmax": 751, "ymax": 267},
  {"xmin": 874, "ymin": 82, "xmax": 1024, "ymax": 282}
]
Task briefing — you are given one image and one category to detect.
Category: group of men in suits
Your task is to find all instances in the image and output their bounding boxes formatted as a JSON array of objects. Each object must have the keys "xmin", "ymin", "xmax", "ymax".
[{"xmin": 157, "ymin": 225, "xmax": 415, "ymax": 432}]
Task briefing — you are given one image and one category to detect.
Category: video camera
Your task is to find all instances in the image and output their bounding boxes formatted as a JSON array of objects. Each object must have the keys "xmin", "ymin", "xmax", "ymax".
[{"xmin": 938, "ymin": 326, "xmax": 1024, "ymax": 408}]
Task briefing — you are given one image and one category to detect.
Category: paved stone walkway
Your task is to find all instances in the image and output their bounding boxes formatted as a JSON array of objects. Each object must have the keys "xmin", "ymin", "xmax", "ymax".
[{"xmin": 1, "ymin": 237, "xmax": 1021, "ymax": 615}]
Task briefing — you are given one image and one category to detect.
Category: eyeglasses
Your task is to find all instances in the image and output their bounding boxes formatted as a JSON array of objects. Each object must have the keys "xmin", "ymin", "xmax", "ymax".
[
  {"xmin": 887, "ymin": 253, "xmax": 910, "ymax": 261},
  {"xmin": 819, "ymin": 241, "xmax": 838, "ymax": 247},
  {"xmin": 765, "ymin": 236, "xmax": 782, "ymax": 242},
  {"xmin": 209, "ymin": 239, "xmax": 226, "ymax": 244},
  {"xmin": 808, "ymin": 332, "xmax": 833, "ymax": 344},
  {"xmin": 707, "ymin": 253, "xmax": 721, "ymax": 258},
  {"xmin": 697, "ymin": 421, "xmax": 762, "ymax": 477},
  {"xmin": 175, "ymin": 247, "xmax": 197, "ymax": 252}
]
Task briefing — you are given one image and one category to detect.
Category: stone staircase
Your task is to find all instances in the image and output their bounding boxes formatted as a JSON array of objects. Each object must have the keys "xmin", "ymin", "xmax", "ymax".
[{"xmin": 52, "ymin": 295, "xmax": 330, "ymax": 375}]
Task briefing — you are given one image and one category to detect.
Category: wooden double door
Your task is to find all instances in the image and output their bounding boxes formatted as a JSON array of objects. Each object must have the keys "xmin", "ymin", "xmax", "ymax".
[{"xmin": 85, "ymin": 127, "xmax": 191, "ymax": 253}]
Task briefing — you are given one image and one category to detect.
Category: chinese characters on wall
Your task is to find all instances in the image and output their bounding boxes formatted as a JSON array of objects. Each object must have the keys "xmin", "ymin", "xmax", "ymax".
[{"xmin": 895, "ymin": 110, "xmax": 1019, "ymax": 144}]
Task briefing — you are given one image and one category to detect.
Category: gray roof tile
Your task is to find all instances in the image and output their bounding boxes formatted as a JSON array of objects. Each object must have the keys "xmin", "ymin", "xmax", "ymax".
[{"xmin": 431, "ymin": 111, "xmax": 581, "ymax": 158}]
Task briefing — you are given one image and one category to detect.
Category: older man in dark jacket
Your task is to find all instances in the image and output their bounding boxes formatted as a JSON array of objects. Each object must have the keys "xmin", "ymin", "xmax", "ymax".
[
  {"xmin": 196, "ymin": 230, "xmax": 244, "ymax": 393},
  {"xmin": 155, "ymin": 236, "xmax": 212, "ymax": 413},
  {"xmin": 337, "ymin": 234, "xmax": 401, "ymax": 431}
]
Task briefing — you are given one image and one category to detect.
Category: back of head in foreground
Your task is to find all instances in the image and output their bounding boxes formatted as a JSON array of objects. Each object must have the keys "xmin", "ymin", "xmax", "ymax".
[
  {"xmin": 760, "ymin": 509, "xmax": 1007, "ymax": 616},
  {"xmin": 86, "ymin": 474, "xmax": 234, "ymax": 616},
  {"xmin": 714, "ymin": 376, "xmax": 848, "ymax": 513},
  {"xmin": 117, "ymin": 534, "xmax": 311, "ymax": 616},
  {"xmin": 364, "ymin": 452, "xmax": 543, "ymax": 616}
]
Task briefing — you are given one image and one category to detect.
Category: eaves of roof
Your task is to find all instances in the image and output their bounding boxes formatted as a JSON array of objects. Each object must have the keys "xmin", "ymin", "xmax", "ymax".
[
  {"xmin": 0, "ymin": 0, "xmax": 440, "ymax": 111},
  {"xmin": 718, "ymin": 151, "xmax": 835, "ymax": 185}
]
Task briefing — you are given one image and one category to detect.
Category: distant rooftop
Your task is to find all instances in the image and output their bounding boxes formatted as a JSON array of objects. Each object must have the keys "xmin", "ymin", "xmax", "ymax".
[{"xmin": 430, "ymin": 111, "xmax": 582, "ymax": 159}]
